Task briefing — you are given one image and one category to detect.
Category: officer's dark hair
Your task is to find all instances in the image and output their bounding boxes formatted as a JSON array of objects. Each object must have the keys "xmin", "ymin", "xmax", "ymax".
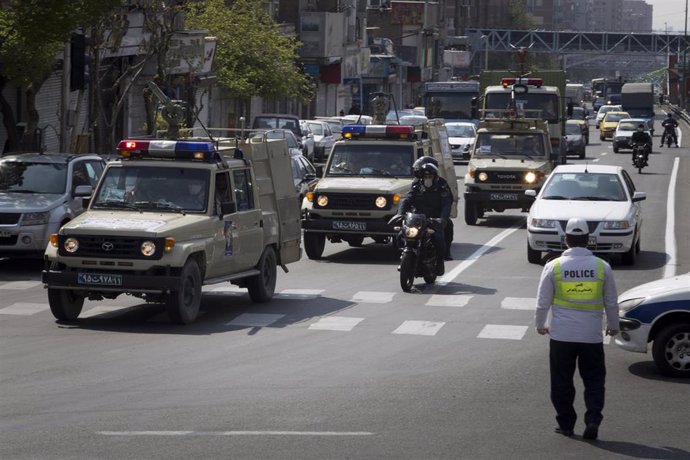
[{"xmin": 565, "ymin": 234, "xmax": 588, "ymax": 248}]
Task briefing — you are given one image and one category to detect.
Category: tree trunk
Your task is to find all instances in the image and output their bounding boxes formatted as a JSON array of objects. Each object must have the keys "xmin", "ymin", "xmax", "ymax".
[{"xmin": 0, "ymin": 78, "xmax": 20, "ymax": 154}]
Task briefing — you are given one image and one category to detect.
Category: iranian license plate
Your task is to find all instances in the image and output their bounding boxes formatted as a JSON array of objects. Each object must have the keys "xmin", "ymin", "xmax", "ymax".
[
  {"xmin": 0, "ymin": 230, "xmax": 15, "ymax": 238},
  {"xmin": 332, "ymin": 221, "xmax": 366, "ymax": 231},
  {"xmin": 560, "ymin": 236, "xmax": 597, "ymax": 246},
  {"xmin": 490, "ymin": 193, "xmax": 518, "ymax": 201},
  {"xmin": 78, "ymin": 273, "xmax": 123, "ymax": 286}
]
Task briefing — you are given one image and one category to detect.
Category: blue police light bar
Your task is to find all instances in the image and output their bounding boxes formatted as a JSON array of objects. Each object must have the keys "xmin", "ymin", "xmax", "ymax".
[
  {"xmin": 341, "ymin": 125, "xmax": 415, "ymax": 140},
  {"xmin": 116, "ymin": 139, "xmax": 218, "ymax": 162}
]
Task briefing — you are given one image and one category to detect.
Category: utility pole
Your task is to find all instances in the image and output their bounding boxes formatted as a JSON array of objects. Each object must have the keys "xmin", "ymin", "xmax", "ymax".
[{"xmin": 683, "ymin": 0, "xmax": 688, "ymax": 109}]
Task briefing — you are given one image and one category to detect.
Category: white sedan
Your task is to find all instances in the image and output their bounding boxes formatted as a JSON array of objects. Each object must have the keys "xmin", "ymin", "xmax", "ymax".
[
  {"xmin": 616, "ymin": 273, "xmax": 690, "ymax": 378},
  {"xmin": 526, "ymin": 164, "xmax": 645, "ymax": 265},
  {"xmin": 445, "ymin": 122, "xmax": 477, "ymax": 162}
]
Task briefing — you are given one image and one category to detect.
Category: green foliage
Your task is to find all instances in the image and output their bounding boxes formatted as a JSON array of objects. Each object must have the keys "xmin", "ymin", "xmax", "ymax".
[{"xmin": 186, "ymin": 0, "xmax": 314, "ymax": 102}]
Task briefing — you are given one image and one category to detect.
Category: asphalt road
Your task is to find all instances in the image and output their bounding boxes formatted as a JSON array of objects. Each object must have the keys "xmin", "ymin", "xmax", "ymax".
[{"xmin": 1, "ymin": 112, "xmax": 688, "ymax": 459}]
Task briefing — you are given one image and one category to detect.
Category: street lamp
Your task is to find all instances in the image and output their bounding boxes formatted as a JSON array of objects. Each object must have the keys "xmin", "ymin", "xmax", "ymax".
[{"xmin": 481, "ymin": 35, "xmax": 489, "ymax": 71}]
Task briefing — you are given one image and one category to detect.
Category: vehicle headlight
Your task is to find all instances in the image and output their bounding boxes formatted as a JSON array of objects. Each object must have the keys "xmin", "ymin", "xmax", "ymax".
[
  {"xmin": 22, "ymin": 211, "xmax": 51, "ymax": 226},
  {"xmin": 64, "ymin": 237, "xmax": 79, "ymax": 253},
  {"xmin": 141, "ymin": 240, "xmax": 157, "ymax": 257},
  {"xmin": 375, "ymin": 196, "xmax": 387, "ymax": 208},
  {"xmin": 316, "ymin": 195, "xmax": 328, "ymax": 207},
  {"xmin": 524, "ymin": 171, "xmax": 537, "ymax": 183},
  {"xmin": 530, "ymin": 218, "xmax": 558, "ymax": 228},
  {"xmin": 603, "ymin": 220, "xmax": 631, "ymax": 229},
  {"xmin": 618, "ymin": 297, "xmax": 645, "ymax": 313},
  {"xmin": 478, "ymin": 172, "xmax": 488, "ymax": 182},
  {"xmin": 404, "ymin": 227, "xmax": 419, "ymax": 238}
]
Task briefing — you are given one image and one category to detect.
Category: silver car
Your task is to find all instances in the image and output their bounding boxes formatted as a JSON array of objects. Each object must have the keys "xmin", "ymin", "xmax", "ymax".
[{"xmin": 0, "ymin": 152, "xmax": 105, "ymax": 257}]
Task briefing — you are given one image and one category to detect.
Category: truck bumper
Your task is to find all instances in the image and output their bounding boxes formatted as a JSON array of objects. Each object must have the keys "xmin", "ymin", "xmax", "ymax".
[
  {"xmin": 42, "ymin": 266, "xmax": 179, "ymax": 294},
  {"xmin": 302, "ymin": 215, "xmax": 396, "ymax": 236},
  {"xmin": 464, "ymin": 190, "xmax": 535, "ymax": 209}
]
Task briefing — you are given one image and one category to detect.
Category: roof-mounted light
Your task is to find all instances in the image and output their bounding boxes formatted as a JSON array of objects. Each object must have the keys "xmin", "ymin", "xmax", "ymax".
[
  {"xmin": 116, "ymin": 139, "xmax": 219, "ymax": 162},
  {"xmin": 501, "ymin": 78, "xmax": 543, "ymax": 88},
  {"xmin": 341, "ymin": 125, "xmax": 415, "ymax": 140}
]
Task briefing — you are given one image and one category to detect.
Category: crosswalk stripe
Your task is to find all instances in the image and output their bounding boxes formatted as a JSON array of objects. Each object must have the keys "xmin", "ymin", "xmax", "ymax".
[
  {"xmin": 80, "ymin": 306, "xmax": 128, "ymax": 318},
  {"xmin": 501, "ymin": 297, "xmax": 537, "ymax": 310},
  {"xmin": 227, "ymin": 313, "xmax": 284, "ymax": 327},
  {"xmin": 276, "ymin": 289, "xmax": 324, "ymax": 300},
  {"xmin": 351, "ymin": 291, "xmax": 395, "ymax": 304},
  {"xmin": 309, "ymin": 316, "xmax": 364, "ymax": 331},
  {"xmin": 0, "ymin": 281, "xmax": 42, "ymax": 290},
  {"xmin": 425, "ymin": 294, "xmax": 472, "ymax": 307},
  {"xmin": 478, "ymin": 324, "xmax": 529, "ymax": 340},
  {"xmin": 0, "ymin": 303, "xmax": 49, "ymax": 315},
  {"xmin": 392, "ymin": 320, "xmax": 445, "ymax": 336}
]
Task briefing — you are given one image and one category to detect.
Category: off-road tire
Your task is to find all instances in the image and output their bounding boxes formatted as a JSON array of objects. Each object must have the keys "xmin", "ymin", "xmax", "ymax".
[
  {"xmin": 652, "ymin": 323, "xmax": 690, "ymax": 378},
  {"xmin": 48, "ymin": 288, "xmax": 84, "ymax": 321},
  {"xmin": 247, "ymin": 247, "xmax": 277, "ymax": 303},
  {"xmin": 464, "ymin": 201, "xmax": 478, "ymax": 226},
  {"xmin": 304, "ymin": 232, "xmax": 325, "ymax": 259},
  {"xmin": 166, "ymin": 259, "xmax": 202, "ymax": 324}
]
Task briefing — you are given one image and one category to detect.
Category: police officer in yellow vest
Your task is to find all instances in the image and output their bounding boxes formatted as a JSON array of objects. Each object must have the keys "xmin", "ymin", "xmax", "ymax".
[{"xmin": 535, "ymin": 217, "xmax": 619, "ymax": 440}]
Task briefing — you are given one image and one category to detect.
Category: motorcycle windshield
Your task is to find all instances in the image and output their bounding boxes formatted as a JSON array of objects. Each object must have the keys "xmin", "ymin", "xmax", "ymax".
[{"xmin": 405, "ymin": 213, "xmax": 427, "ymax": 227}]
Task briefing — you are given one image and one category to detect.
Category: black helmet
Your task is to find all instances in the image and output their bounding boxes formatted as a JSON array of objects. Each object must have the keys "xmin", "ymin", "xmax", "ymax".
[
  {"xmin": 667, "ymin": 112, "xmax": 674, "ymax": 118},
  {"xmin": 413, "ymin": 156, "xmax": 438, "ymax": 178},
  {"xmin": 419, "ymin": 162, "xmax": 439, "ymax": 177}
]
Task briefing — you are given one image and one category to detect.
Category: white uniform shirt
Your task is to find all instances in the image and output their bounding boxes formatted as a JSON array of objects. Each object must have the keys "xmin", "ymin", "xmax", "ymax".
[{"xmin": 535, "ymin": 247, "xmax": 619, "ymax": 343}]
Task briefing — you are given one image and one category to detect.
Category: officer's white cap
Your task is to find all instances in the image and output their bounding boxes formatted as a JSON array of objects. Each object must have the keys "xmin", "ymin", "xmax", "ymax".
[{"xmin": 565, "ymin": 217, "xmax": 589, "ymax": 235}]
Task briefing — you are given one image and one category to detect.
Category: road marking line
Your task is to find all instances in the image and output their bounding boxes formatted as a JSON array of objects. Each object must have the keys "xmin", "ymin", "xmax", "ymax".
[
  {"xmin": 664, "ymin": 157, "xmax": 679, "ymax": 278},
  {"xmin": 0, "ymin": 281, "xmax": 42, "ymax": 290},
  {"xmin": 278, "ymin": 289, "xmax": 324, "ymax": 300},
  {"xmin": 600, "ymin": 152, "xmax": 608, "ymax": 156},
  {"xmin": 0, "ymin": 303, "xmax": 48, "ymax": 315},
  {"xmin": 392, "ymin": 320, "xmax": 445, "ymax": 336},
  {"xmin": 500, "ymin": 297, "xmax": 537, "ymax": 310},
  {"xmin": 208, "ymin": 285, "xmax": 244, "ymax": 293},
  {"xmin": 309, "ymin": 316, "xmax": 364, "ymax": 331},
  {"xmin": 425, "ymin": 294, "xmax": 472, "ymax": 307},
  {"xmin": 226, "ymin": 313, "xmax": 284, "ymax": 327},
  {"xmin": 351, "ymin": 291, "xmax": 395, "ymax": 304},
  {"xmin": 80, "ymin": 306, "xmax": 127, "ymax": 318},
  {"xmin": 592, "ymin": 158, "xmax": 600, "ymax": 162},
  {"xmin": 438, "ymin": 222, "xmax": 523, "ymax": 285},
  {"xmin": 97, "ymin": 430, "xmax": 374, "ymax": 436},
  {"xmin": 478, "ymin": 324, "xmax": 528, "ymax": 340}
]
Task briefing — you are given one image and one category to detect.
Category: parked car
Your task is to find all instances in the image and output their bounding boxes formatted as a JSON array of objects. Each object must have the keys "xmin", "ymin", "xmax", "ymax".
[
  {"xmin": 0, "ymin": 152, "xmax": 105, "ymax": 257},
  {"xmin": 526, "ymin": 164, "xmax": 645, "ymax": 265},
  {"xmin": 251, "ymin": 129, "xmax": 303, "ymax": 157},
  {"xmin": 616, "ymin": 272, "xmax": 690, "ymax": 378},
  {"xmin": 599, "ymin": 111, "xmax": 630, "ymax": 141},
  {"xmin": 595, "ymin": 104, "xmax": 622, "ymax": 129},
  {"xmin": 298, "ymin": 120, "xmax": 316, "ymax": 162},
  {"xmin": 612, "ymin": 118, "xmax": 652, "ymax": 153},
  {"xmin": 251, "ymin": 113, "xmax": 308, "ymax": 155},
  {"xmin": 564, "ymin": 120, "xmax": 586, "ymax": 158},
  {"xmin": 305, "ymin": 120, "xmax": 336, "ymax": 162},
  {"xmin": 315, "ymin": 117, "xmax": 344, "ymax": 141},
  {"xmin": 445, "ymin": 121, "xmax": 477, "ymax": 162}
]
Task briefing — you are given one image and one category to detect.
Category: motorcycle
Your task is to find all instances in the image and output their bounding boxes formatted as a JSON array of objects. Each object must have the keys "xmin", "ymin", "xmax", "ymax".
[
  {"xmin": 390, "ymin": 212, "xmax": 441, "ymax": 292},
  {"xmin": 632, "ymin": 142, "xmax": 648, "ymax": 174},
  {"xmin": 660, "ymin": 125, "xmax": 678, "ymax": 148}
]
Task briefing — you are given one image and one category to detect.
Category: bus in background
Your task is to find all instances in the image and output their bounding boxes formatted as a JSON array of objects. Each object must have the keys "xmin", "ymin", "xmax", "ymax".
[
  {"xmin": 422, "ymin": 80, "xmax": 480, "ymax": 124},
  {"xmin": 591, "ymin": 77, "xmax": 625, "ymax": 100}
]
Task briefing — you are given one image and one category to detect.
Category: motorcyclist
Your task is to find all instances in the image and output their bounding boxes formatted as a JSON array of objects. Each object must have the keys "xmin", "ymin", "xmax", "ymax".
[
  {"xmin": 660, "ymin": 113, "xmax": 679, "ymax": 147},
  {"xmin": 631, "ymin": 123, "xmax": 652, "ymax": 166},
  {"xmin": 398, "ymin": 161, "xmax": 452, "ymax": 275},
  {"xmin": 411, "ymin": 156, "xmax": 455, "ymax": 260}
]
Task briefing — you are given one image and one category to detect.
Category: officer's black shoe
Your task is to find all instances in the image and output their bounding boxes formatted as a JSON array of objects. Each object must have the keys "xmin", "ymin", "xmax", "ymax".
[
  {"xmin": 582, "ymin": 424, "xmax": 599, "ymax": 440},
  {"xmin": 436, "ymin": 261, "xmax": 445, "ymax": 276},
  {"xmin": 554, "ymin": 427, "xmax": 574, "ymax": 437},
  {"xmin": 445, "ymin": 252, "xmax": 453, "ymax": 261}
]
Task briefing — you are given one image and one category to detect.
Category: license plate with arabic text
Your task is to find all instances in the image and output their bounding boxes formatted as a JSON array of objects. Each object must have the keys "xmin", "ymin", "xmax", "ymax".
[
  {"xmin": 78, "ymin": 273, "xmax": 123, "ymax": 286},
  {"xmin": 332, "ymin": 221, "xmax": 366, "ymax": 231},
  {"xmin": 490, "ymin": 193, "xmax": 518, "ymax": 201}
]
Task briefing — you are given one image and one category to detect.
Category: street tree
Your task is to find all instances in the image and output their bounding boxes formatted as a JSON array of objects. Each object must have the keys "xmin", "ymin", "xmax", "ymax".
[
  {"xmin": 0, "ymin": 0, "xmax": 120, "ymax": 152},
  {"xmin": 186, "ymin": 0, "xmax": 315, "ymax": 120}
]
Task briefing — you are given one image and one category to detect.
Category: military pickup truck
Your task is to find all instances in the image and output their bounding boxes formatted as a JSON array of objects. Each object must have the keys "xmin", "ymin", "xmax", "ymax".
[{"xmin": 42, "ymin": 136, "xmax": 302, "ymax": 324}]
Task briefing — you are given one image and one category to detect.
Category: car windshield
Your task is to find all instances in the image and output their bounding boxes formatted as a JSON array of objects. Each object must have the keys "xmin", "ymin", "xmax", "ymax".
[
  {"xmin": 474, "ymin": 133, "xmax": 546, "ymax": 157},
  {"xmin": 542, "ymin": 173, "xmax": 626, "ymax": 201},
  {"xmin": 327, "ymin": 144, "xmax": 414, "ymax": 177},
  {"xmin": 565, "ymin": 124, "xmax": 582, "ymax": 135},
  {"xmin": 446, "ymin": 124, "xmax": 476, "ymax": 137},
  {"xmin": 307, "ymin": 122, "xmax": 324, "ymax": 135},
  {"xmin": 604, "ymin": 113, "xmax": 628, "ymax": 123},
  {"xmin": 252, "ymin": 130, "xmax": 299, "ymax": 149},
  {"xmin": 92, "ymin": 166, "xmax": 210, "ymax": 212},
  {"xmin": 617, "ymin": 121, "xmax": 639, "ymax": 131},
  {"xmin": 0, "ymin": 161, "xmax": 67, "ymax": 194},
  {"xmin": 484, "ymin": 93, "xmax": 559, "ymax": 123}
]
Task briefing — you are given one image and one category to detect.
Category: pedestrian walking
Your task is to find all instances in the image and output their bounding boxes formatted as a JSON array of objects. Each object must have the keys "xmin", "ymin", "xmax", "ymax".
[{"xmin": 535, "ymin": 217, "xmax": 619, "ymax": 440}]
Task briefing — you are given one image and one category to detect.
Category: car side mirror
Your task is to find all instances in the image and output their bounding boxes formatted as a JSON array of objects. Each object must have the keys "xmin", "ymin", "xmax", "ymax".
[
  {"xmin": 304, "ymin": 173, "xmax": 316, "ymax": 181},
  {"xmin": 73, "ymin": 185, "xmax": 93, "ymax": 197},
  {"xmin": 221, "ymin": 201, "xmax": 236, "ymax": 215},
  {"xmin": 525, "ymin": 189, "xmax": 537, "ymax": 197},
  {"xmin": 632, "ymin": 191, "xmax": 646, "ymax": 202}
]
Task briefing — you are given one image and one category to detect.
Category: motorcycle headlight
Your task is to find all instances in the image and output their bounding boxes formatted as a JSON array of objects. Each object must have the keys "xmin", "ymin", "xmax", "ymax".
[
  {"xmin": 603, "ymin": 220, "xmax": 631, "ymax": 229},
  {"xmin": 618, "ymin": 297, "xmax": 645, "ymax": 313},
  {"xmin": 316, "ymin": 195, "xmax": 328, "ymax": 207},
  {"xmin": 64, "ymin": 237, "xmax": 79, "ymax": 253},
  {"xmin": 141, "ymin": 240, "xmax": 157, "ymax": 257},
  {"xmin": 375, "ymin": 196, "xmax": 387, "ymax": 208},
  {"xmin": 531, "ymin": 218, "xmax": 558, "ymax": 228},
  {"xmin": 22, "ymin": 211, "xmax": 51, "ymax": 226},
  {"xmin": 404, "ymin": 227, "xmax": 420, "ymax": 238}
]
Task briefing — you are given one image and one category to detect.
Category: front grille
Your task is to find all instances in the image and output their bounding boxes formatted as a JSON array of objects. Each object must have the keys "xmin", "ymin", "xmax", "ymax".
[
  {"xmin": 544, "ymin": 241, "xmax": 613, "ymax": 251},
  {"xmin": 559, "ymin": 220, "xmax": 600, "ymax": 233},
  {"xmin": 315, "ymin": 193, "xmax": 392, "ymax": 211},
  {"xmin": 477, "ymin": 170, "xmax": 528, "ymax": 184},
  {"xmin": 0, "ymin": 213, "xmax": 21, "ymax": 225},
  {"xmin": 58, "ymin": 235, "xmax": 165, "ymax": 260},
  {"xmin": 0, "ymin": 235, "xmax": 18, "ymax": 246}
]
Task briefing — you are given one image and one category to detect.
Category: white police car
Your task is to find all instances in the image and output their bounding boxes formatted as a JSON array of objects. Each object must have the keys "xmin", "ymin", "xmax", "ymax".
[{"xmin": 616, "ymin": 273, "xmax": 690, "ymax": 377}]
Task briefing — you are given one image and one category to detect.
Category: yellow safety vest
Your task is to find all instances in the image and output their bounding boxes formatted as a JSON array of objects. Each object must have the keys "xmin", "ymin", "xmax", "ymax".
[{"xmin": 553, "ymin": 258, "xmax": 605, "ymax": 311}]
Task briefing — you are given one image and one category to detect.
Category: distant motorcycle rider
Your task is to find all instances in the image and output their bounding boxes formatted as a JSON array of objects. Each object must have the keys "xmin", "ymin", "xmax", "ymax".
[
  {"xmin": 398, "ymin": 161, "xmax": 452, "ymax": 275},
  {"xmin": 660, "ymin": 113, "xmax": 679, "ymax": 147},
  {"xmin": 410, "ymin": 156, "xmax": 455, "ymax": 260},
  {"xmin": 631, "ymin": 124, "xmax": 652, "ymax": 166}
]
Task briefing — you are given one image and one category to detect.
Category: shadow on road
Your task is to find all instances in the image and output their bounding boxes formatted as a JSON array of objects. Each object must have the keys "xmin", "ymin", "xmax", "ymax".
[
  {"xmin": 575, "ymin": 437, "xmax": 690, "ymax": 459},
  {"xmin": 626, "ymin": 361, "xmax": 690, "ymax": 385},
  {"xmin": 0, "ymin": 257, "xmax": 43, "ymax": 280}
]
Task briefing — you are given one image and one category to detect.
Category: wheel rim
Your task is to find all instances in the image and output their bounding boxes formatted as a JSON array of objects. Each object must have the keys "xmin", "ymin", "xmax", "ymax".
[{"xmin": 664, "ymin": 332, "xmax": 690, "ymax": 372}]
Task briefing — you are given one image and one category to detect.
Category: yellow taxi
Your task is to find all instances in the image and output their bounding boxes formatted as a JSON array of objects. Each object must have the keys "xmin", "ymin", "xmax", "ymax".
[{"xmin": 599, "ymin": 111, "xmax": 630, "ymax": 141}]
